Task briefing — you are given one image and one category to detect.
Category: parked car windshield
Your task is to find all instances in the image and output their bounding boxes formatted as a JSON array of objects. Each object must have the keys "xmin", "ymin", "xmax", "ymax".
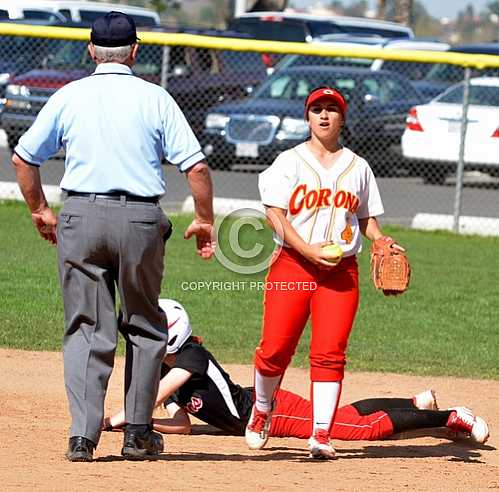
[
  {"xmin": 437, "ymin": 83, "xmax": 499, "ymax": 106},
  {"xmin": 276, "ymin": 53, "xmax": 373, "ymax": 71},
  {"xmin": 45, "ymin": 41, "xmax": 163, "ymax": 76},
  {"xmin": 380, "ymin": 60, "xmax": 436, "ymax": 80},
  {"xmin": 309, "ymin": 23, "xmax": 409, "ymax": 39},
  {"xmin": 424, "ymin": 62, "xmax": 499, "ymax": 84},
  {"xmin": 218, "ymin": 50, "xmax": 267, "ymax": 75},
  {"xmin": 78, "ymin": 11, "xmax": 157, "ymax": 27},
  {"xmin": 228, "ymin": 18, "xmax": 307, "ymax": 42},
  {"xmin": 229, "ymin": 17, "xmax": 411, "ymax": 41},
  {"xmin": 22, "ymin": 10, "xmax": 65, "ymax": 22},
  {"xmin": 45, "ymin": 41, "xmax": 94, "ymax": 70},
  {"xmin": 423, "ymin": 62, "xmax": 465, "ymax": 83},
  {"xmin": 254, "ymin": 70, "xmax": 417, "ymax": 103},
  {"xmin": 305, "ymin": 21, "xmax": 345, "ymax": 37},
  {"xmin": 0, "ymin": 35, "xmax": 62, "ymax": 71}
]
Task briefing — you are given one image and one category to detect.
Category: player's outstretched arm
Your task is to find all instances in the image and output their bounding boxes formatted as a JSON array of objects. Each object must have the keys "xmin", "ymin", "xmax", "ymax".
[
  {"xmin": 103, "ymin": 367, "xmax": 193, "ymax": 431},
  {"xmin": 359, "ymin": 216, "xmax": 405, "ymax": 251},
  {"xmin": 358, "ymin": 216, "xmax": 383, "ymax": 241},
  {"xmin": 153, "ymin": 402, "xmax": 192, "ymax": 434},
  {"xmin": 155, "ymin": 368, "xmax": 192, "ymax": 408}
]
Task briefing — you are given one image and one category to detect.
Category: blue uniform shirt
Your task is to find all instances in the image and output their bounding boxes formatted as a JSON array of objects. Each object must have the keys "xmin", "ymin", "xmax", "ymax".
[{"xmin": 14, "ymin": 63, "xmax": 205, "ymax": 196}]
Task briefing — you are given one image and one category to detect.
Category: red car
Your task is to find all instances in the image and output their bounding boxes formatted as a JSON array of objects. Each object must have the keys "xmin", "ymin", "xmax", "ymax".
[{"xmin": 1, "ymin": 33, "xmax": 267, "ymax": 150}]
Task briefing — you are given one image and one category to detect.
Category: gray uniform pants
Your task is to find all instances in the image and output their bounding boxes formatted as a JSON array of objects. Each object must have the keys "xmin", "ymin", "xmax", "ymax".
[{"xmin": 56, "ymin": 195, "xmax": 171, "ymax": 445}]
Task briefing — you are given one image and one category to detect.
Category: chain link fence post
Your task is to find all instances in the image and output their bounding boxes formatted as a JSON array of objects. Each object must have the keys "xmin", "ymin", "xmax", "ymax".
[
  {"xmin": 160, "ymin": 45, "xmax": 170, "ymax": 90},
  {"xmin": 452, "ymin": 67, "xmax": 471, "ymax": 233}
]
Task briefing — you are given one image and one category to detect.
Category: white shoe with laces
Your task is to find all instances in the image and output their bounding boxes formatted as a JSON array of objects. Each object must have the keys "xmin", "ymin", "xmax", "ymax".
[
  {"xmin": 308, "ymin": 429, "xmax": 336, "ymax": 460},
  {"xmin": 413, "ymin": 389, "xmax": 438, "ymax": 410},
  {"xmin": 446, "ymin": 406, "xmax": 490, "ymax": 444},
  {"xmin": 245, "ymin": 405, "xmax": 272, "ymax": 450}
]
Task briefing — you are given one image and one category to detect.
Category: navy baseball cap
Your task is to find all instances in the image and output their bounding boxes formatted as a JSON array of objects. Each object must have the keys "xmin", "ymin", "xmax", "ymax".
[{"xmin": 91, "ymin": 11, "xmax": 139, "ymax": 47}]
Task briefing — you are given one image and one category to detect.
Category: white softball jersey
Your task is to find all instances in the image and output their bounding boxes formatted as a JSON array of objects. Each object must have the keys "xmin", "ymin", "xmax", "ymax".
[{"xmin": 258, "ymin": 143, "xmax": 384, "ymax": 257}]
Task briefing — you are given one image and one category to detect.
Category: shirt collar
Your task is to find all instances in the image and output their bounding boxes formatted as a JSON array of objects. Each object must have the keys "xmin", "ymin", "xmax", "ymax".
[{"xmin": 93, "ymin": 63, "xmax": 133, "ymax": 75}]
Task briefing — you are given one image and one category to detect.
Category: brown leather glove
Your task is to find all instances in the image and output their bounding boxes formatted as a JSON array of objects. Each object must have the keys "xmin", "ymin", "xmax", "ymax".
[{"xmin": 370, "ymin": 236, "xmax": 411, "ymax": 296}]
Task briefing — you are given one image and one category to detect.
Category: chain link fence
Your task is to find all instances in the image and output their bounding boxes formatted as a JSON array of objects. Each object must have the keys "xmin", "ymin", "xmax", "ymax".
[{"xmin": 1, "ymin": 23, "xmax": 498, "ymax": 234}]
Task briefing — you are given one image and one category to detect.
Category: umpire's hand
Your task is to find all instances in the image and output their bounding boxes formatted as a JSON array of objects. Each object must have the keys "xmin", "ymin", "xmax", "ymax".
[
  {"xmin": 184, "ymin": 162, "xmax": 215, "ymax": 259},
  {"xmin": 184, "ymin": 219, "xmax": 216, "ymax": 259},
  {"xmin": 32, "ymin": 207, "xmax": 58, "ymax": 245}
]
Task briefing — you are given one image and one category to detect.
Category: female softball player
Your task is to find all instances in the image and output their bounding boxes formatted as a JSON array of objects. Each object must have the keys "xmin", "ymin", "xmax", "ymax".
[
  {"xmin": 246, "ymin": 85, "xmax": 408, "ymax": 459},
  {"xmin": 103, "ymin": 300, "xmax": 490, "ymax": 447}
]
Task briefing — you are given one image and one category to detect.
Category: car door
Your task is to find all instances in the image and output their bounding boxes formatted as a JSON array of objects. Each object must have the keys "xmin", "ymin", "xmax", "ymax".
[{"xmin": 360, "ymin": 74, "xmax": 422, "ymax": 144}]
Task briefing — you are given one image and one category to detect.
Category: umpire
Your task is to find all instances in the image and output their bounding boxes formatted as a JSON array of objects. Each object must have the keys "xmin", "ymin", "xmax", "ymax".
[{"xmin": 12, "ymin": 11, "xmax": 215, "ymax": 462}]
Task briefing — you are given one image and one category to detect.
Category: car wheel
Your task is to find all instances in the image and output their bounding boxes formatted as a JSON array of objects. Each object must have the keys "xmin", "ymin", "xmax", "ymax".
[
  {"xmin": 208, "ymin": 158, "xmax": 232, "ymax": 171},
  {"xmin": 340, "ymin": 128, "xmax": 353, "ymax": 149},
  {"xmin": 369, "ymin": 153, "xmax": 399, "ymax": 177},
  {"xmin": 422, "ymin": 168, "xmax": 447, "ymax": 185},
  {"xmin": 486, "ymin": 168, "xmax": 499, "ymax": 178}
]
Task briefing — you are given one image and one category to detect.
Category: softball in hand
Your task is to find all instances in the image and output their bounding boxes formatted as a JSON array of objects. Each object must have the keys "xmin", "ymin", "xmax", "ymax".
[{"xmin": 321, "ymin": 243, "xmax": 343, "ymax": 265}]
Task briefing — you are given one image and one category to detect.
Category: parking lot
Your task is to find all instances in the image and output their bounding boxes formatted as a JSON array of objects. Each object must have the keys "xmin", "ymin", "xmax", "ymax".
[
  {"xmin": 1, "ymin": 26, "xmax": 498, "ymax": 233},
  {"xmin": 1, "ymin": 135, "xmax": 498, "ymax": 228}
]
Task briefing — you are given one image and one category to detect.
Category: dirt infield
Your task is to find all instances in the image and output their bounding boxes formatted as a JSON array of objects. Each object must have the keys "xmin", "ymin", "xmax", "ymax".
[{"xmin": 1, "ymin": 349, "xmax": 497, "ymax": 491}]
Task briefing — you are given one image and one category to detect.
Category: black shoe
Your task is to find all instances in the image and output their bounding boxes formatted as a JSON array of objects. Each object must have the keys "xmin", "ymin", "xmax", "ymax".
[
  {"xmin": 66, "ymin": 436, "xmax": 95, "ymax": 462},
  {"xmin": 121, "ymin": 425, "xmax": 164, "ymax": 460}
]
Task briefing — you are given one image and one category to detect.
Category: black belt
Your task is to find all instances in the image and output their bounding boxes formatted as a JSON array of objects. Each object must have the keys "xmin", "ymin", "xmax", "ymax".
[{"xmin": 66, "ymin": 191, "xmax": 159, "ymax": 204}]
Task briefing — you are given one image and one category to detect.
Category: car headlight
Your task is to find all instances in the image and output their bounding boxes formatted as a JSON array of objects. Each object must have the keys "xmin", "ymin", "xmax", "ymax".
[
  {"xmin": 276, "ymin": 117, "xmax": 309, "ymax": 140},
  {"xmin": 205, "ymin": 113, "xmax": 229, "ymax": 129},
  {"xmin": 0, "ymin": 73, "xmax": 10, "ymax": 85},
  {"xmin": 5, "ymin": 84, "xmax": 30, "ymax": 98}
]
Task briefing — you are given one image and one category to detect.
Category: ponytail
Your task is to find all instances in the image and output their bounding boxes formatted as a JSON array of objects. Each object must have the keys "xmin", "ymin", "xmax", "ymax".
[{"xmin": 190, "ymin": 335, "xmax": 204, "ymax": 346}]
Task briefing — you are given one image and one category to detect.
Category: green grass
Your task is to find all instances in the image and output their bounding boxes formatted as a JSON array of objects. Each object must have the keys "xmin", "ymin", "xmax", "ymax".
[{"xmin": 1, "ymin": 200, "xmax": 498, "ymax": 379}]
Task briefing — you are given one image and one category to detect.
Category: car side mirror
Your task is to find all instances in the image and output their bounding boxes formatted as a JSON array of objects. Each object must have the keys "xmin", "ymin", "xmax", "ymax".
[
  {"xmin": 363, "ymin": 93, "xmax": 380, "ymax": 104},
  {"xmin": 172, "ymin": 64, "xmax": 192, "ymax": 77},
  {"xmin": 41, "ymin": 54, "xmax": 54, "ymax": 69}
]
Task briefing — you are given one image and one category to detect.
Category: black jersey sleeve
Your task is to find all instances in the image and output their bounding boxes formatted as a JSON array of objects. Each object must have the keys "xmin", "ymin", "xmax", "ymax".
[
  {"xmin": 165, "ymin": 392, "xmax": 180, "ymax": 408},
  {"xmin": 160, "ymin": 363, "xmax": 170, "ymax": 379},
  {"xmin": 173, "ymin": 343, "xmax": 209, "ymax": 377}
]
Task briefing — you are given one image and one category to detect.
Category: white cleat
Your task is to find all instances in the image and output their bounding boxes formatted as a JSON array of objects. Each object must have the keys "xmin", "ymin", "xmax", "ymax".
[
  {"xmin": 446, "ymin": 407, "xmax": 490, "ymax": 444},
  {"xmin": 245, "ymin": 405, "xmax": 272, "ymax": 450},
  {"xmin": 308, "ymin": 429, "xmax": 336, "ymax": 460},
  {"xmin": 413, "ymin": 389, "xmax": 438, "ymax": 410}
]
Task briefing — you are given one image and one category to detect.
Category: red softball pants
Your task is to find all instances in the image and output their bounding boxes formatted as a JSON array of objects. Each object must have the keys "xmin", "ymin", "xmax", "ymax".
[
  {"xmin": 255, "ymin": 247, "xmax": 359, "ymax": 382},
  {"xmin": 270, "ymin": 389, "xmax": 394, "ymax": 440}
]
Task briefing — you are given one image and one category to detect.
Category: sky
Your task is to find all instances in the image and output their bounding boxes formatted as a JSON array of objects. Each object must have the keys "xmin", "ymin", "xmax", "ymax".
[
  {"xmin": 292, "ymin": 0, "xmax": 493, "ymax": 20},
  {"xmin": 399, "ymin": 0, "xmax": 491, "ymax": 19}
]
